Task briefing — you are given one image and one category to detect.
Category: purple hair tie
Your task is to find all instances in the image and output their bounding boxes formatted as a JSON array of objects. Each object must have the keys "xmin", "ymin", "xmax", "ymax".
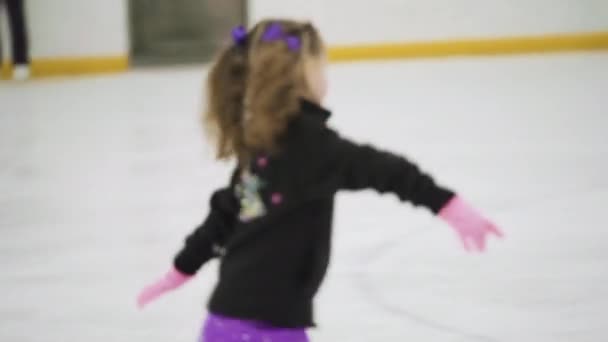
[
  {"xmin": 261, "ymin": 23, "xmax": 301, "ymax": 52},
  {"xmin": 231, "ymin": 25, "xmax": 247, "ymax": 46},
  {"xmin": 285, "ymin": 36, "xmax": 301, "ymax": 51}
]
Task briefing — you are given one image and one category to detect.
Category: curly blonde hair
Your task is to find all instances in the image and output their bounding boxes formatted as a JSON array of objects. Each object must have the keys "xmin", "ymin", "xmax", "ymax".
[{"xmin": 204, "ymin": 19, "xmax": 324, "ymax": 164}]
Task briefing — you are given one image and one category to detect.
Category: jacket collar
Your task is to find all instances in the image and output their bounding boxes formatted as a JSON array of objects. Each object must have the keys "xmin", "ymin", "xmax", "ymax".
[{"xmin": 299, "ymin": 98, "xmax": 332, "ymax": 122}]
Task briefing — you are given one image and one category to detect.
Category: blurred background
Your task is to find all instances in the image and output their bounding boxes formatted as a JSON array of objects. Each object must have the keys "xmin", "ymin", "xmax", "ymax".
[
  {"xmin": 1, "ymin": 0, "xmax": 607, "ymax": 77},
  {"xmin": 1, "ymin": 1, "xmax": 607, "ymax": 342}
]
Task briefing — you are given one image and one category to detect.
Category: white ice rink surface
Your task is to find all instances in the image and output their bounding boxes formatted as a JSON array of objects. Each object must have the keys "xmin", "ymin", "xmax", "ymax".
[{"xmin": 1, "ymin": 52, "xmax": 607, "ymax": 342}]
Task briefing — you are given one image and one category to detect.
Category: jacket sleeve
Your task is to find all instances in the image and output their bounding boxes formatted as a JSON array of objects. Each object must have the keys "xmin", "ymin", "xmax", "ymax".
[
  {"xmin": 310, "ymin": 124, "xmax": 455, "ymax": 213},
  {"xmin": 173, "ymin": 186, "xmax": 239, "ymax": 275}
]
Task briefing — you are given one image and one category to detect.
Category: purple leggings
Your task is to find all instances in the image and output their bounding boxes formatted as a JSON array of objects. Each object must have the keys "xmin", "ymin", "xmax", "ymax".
[{"xmin": 200, "ymin": 313, "xmax": 309, "ymax": 342}]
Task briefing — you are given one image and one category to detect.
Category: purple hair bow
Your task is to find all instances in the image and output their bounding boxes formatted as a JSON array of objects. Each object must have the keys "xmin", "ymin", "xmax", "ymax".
[
  {"xmin": 231, "ymin": 25, "xmax": 247, "ymax": 46},
  {"xmin": 261, "ymin": 23, "xmax": 301, "ymax": 51}
]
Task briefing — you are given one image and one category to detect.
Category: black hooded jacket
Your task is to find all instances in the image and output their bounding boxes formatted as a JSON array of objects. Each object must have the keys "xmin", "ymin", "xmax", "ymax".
[{"xmin": 173, "ymin": 99, "xmax": 455, "ymax": 327}]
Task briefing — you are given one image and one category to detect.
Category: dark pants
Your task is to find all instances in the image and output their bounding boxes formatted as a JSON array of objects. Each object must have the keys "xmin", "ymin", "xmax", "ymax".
[{"xmin": 1, "ymin": 0, "xmax": 29, "ymax": 65}]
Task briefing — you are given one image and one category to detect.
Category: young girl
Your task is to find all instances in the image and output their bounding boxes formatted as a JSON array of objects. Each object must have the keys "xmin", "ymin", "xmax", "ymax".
[{"xmin": 137, "ymin": 19, "xmax": 503, "ymax": 342}]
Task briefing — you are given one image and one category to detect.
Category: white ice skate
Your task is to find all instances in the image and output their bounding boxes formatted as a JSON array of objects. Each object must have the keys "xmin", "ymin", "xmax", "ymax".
[{"xmin": 13, "ymin": 64, "xmax": 30, "ymax": 81}]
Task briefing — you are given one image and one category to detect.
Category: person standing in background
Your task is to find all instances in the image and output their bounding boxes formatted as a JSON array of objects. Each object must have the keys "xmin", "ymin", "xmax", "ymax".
[{"xmin": 1, "ymin": 0, "xmax": 30, "ymax": 80}]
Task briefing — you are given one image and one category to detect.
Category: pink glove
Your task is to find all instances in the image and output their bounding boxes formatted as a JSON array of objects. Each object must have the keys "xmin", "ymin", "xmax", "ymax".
[
  {"xmin": 137, "ymin": 267, "xmax": 193, "ymax": 309},
  {"xmin": 439, "ymin": 196, "xmax": 503, "ymax": 252}
]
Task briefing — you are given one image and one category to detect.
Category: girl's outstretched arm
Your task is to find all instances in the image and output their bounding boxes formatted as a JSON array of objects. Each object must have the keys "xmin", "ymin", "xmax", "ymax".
[
  {"xmin": 137, "ymin": 185, "xmax": 239, "ymax": 309},
  {"xmin": 305, "ymin": 123, "xmax": 454, "ymax": 212},
  {"xmin": 304, "ymin": 122, "xmax": 503, "ymax": 251},
  {"xmin": 174, "ymin": 187, "xmax": 239, "ymax": 274}
]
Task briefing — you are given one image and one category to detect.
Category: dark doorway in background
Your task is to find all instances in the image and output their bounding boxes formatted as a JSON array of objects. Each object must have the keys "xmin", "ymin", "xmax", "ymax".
[{"xmin": 129, "ymin": 0, "xmax": 246, "ymax": 66}]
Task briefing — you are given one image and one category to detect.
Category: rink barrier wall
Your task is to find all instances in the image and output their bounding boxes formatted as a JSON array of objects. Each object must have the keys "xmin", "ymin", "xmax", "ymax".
[
  {"xmin": 328, "ymin": 31, "xmax": 608, "ymax": 61},
  {"xmin": 1, "ymin": 31, "xmax": 607, "ymax": 80}
]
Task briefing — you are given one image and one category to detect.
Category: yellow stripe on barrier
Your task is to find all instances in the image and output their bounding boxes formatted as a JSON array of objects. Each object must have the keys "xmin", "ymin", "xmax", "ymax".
[
  {"xmin": 328, "ymin": 31, "xmax": 608, "ymax": 62},
  {"xmin": 1, "ymin": 61, "xmax": 12, "ymax": 80},
  {"xmin": 1, "ymin": 32, "xmax": 607, "ymax": 79},
  {"xmin": 31, "ymin": 56, "xmax": 129, "ymax": 77},
  {"xmin": 1, "ymin": 56, "xmax": 128, "ymax": 80}
]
